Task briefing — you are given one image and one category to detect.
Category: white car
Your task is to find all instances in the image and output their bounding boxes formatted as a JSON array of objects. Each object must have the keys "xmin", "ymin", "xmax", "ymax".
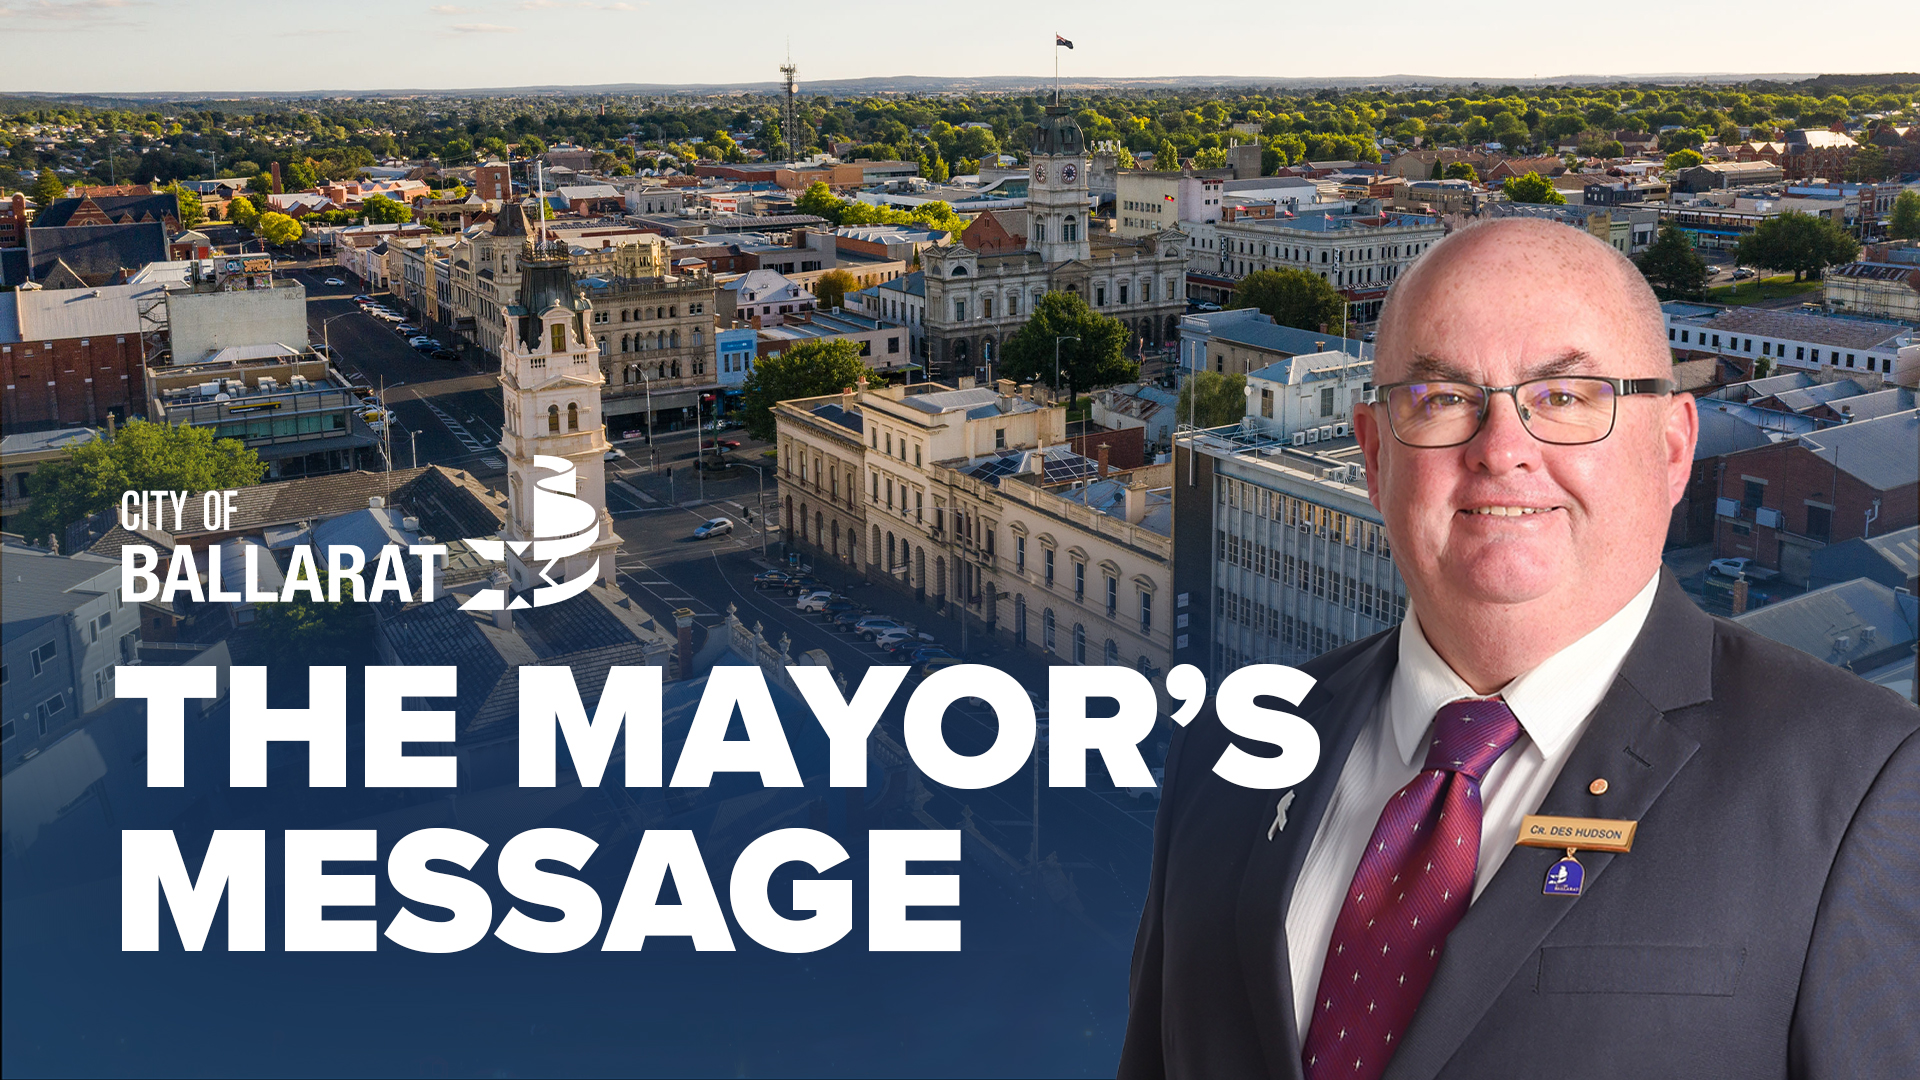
[
  {"xmin": 603, "ymin": 448, "xmax": 626, "ymax": 462},
  {"xmin": 795, "ymin": 589, "xmax": 836, "ymax": 613},
  {"xmin": 323, "ymin": 277, "xmax": 346, "ymax": 286},
  {"xmin": 871, "ymin": 627, "xmax": 934, "ymax": 648},
  {"xmin": 692, "ymin": 517, "xmax": 733, "ymax": 539}
]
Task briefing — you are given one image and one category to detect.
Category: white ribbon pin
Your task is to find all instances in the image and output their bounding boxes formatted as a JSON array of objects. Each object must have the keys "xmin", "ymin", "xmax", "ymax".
[{"xmin": 1267, "ymin": 790, "xmax": 1297, "ymax": 841}]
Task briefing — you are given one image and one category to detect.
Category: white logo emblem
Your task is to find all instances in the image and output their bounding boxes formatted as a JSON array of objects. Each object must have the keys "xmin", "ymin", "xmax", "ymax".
[{"xmin": 460, "ymin": 455, "xmax": 600, "ymax": 611}]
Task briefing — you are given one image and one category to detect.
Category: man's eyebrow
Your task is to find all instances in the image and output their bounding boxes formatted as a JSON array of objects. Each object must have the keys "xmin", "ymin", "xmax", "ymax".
[{"xmin": 1402, "ymin": 350, "xmax": 1595, "ymax": 383}]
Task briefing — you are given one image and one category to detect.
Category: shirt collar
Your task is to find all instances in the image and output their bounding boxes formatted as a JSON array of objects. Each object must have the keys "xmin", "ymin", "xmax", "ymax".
[{"xmin": 1389, "ymin": 571, "xmax": 1663, "ymax": 768}]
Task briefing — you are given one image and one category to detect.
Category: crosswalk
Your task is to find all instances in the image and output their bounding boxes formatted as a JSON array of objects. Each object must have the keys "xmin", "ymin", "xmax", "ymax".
[{"xmin": 422, "ymin": 399, "xmax": 496, "ymax": 461}]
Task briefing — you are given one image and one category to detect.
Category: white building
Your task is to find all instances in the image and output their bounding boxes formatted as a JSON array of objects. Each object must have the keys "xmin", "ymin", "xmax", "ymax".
[{"xmin": 1662, "ymin": 302, "xmax": 1915, "ymax": 378}]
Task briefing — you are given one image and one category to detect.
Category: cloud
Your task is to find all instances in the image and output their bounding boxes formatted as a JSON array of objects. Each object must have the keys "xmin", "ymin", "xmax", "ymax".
[
  {"xmin": 0, "ymin": 0, "xmax": 145, "ymax": 26},
  {"xmin": 426, "ymin": 3, "xmax": 470, "ymax": 12},
  {"xmin": 450, "ymin": 21, "xmax": 518, "ymax": 31}
]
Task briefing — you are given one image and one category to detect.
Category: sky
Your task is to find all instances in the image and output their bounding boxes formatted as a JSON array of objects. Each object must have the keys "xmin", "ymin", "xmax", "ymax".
[{"xmin": 0, "ymin": 0, "xmax": 1906, "ymax": 95}]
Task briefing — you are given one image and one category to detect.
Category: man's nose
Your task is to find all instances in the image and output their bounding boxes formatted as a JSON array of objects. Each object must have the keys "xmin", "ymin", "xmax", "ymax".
[{"xmin": 1464, "ymin": 391, "xmax": 1542, "ymax": 473}]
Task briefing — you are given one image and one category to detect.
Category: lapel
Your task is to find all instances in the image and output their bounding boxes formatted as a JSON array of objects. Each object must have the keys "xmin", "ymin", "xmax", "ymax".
[
  {"xmin": 1381, "ymin": 572, "xmax": 1716, "ymax": 1080},
  {"xmin": 1236, "ymin": 628, "xmax": 1401, "ymax": 1080}
]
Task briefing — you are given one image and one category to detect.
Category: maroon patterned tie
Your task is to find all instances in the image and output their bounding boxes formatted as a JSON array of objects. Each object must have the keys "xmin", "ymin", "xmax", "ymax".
[{"xmin": 1300, "ymin": 698, "xmax": 1523, "ymax": 1080}]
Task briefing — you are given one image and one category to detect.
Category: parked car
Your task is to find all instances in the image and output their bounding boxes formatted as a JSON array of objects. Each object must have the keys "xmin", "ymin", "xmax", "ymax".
[
  {"xmin": 351, "ymin": 294, "xmax": 375, "ymax": 304},
  {"xmin": 430, "ymin": 348, "xmax": 460, "ymax": 362},
  {"xmin": 829, "ymin": 609, "xmax": 868, "ymax": 632},
  {"xmin": 819, "ymin": 599, "xmax": 864, "ymax": 619},
  {"xmin": 603, "ymin": 448, "xmax": 626, "ymax": 461},
  {"xmin": 874, "ymin": 628, "xmax": 936, "ymax": 651},
  {"xmin": 410, "ymin": 337, "xmax": 438, "ymax": 351},
  {"xmin": 753, "ymin": 570, "xmax": 798, "ymax": 590},
  {"xmin": 369, "ymin": 309, "xmax": 402, "ymax": 322},
  {"xmin": 852, "ymin": 616, "xmax": 907, "ymax": 639},
  {"xmin": 310, "ymin": 343, "xmax": 333, "ymax": 358},
  {"xmin": 322, "ymin": 277, "xmax": 346, "ymax": 286},
  {"xmin": 717, "ymin": 438, "xmax": 742, "ymax": 450},
  {"xmin": 914, "ymin": 657, "xmax": 965, "ymax": 679},
  {"xmin": 907, "ymin": 645, "xmax": 954, "ymax": 664},
  {"xmin": 620, "ymin": 429, "xmax": 647, "ymax": 441},
  {"xmin": 692, "ymin": 517, "xmax": 733, "ymax": 539},
  {"xmin": 1732, "ymin": 267, "xmax": 1757, "ymax": 280},
  {"xmin": 396, "ymin": 324, "xmax": 422, "ymax": 336},
  {"xmin": 782, "ymin": 575, "xmax": 823, "ymax": 596},
  {"xmin": 795, "ymin": 590, "xmax": 837, "ymax": 613},
  {"xmin": 1708, "ymin": 557, "xmax": 1778, "ymax": 581}
]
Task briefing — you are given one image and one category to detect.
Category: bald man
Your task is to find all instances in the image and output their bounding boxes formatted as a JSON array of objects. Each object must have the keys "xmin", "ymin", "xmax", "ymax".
[{"xmin": 1119, "ymin": 220, "xmax": 1918, "ymax": 1080}]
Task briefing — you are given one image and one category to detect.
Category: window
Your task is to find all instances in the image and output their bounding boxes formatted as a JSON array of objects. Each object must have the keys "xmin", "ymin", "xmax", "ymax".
[
  {"xmin": 1139, "ymin": 591, "xmax": 1152, "ymax": 634},
  {"xmin": 1074, "ymin": 562, "xmax": 1086, "ymax": 602},
  {"xmin": 1015, "ymin": 595, "xmax": 1027, "ymax": 645},
  {"xmin": 1105, "ymin": 639, "xmax": 1120, "ymax": 665},
  {"xmin": 1044, "ymin": 608, "xmax": 1056, "ymax": 651},
  {"xmin": 954, "ymin": 299, "xmax": 967, "ymax": 321},
  {"xmin": 1016, "ymin": 536, "xmax": 1026, "ymax": 573},
  {"xmin": 30, "ymin": 639, "xmax": 56, "ymax": 675},
  {"xmin": 1073, "ymin": 624, "xmax": 1087, "ymax": 664},
  {"xmin": 1321, "ymin": 387, "xmax": 1335, "ymax": 417},
  {"xmin": 1044, "ymin": 549, "xmax": 1056, "ymax": 587},
  {"xmin": 1106, "ymin": 576, "xmax": 1118, "ymax": 617},
  {"xmin": 551, "ymin": 323, "xmax": 566, "ymax": 353},
  {"xmin": 567, "ymin": 402, "xmax": 579, "ymax": 431},
  {"xmin": 36, "ymin": 693, "xmax": 66, "ymax": 735},
  {"xmin": 1742, "ymin": 479, "xmax": 1766, "ymax": 511},
  {"xmin": 1805, "ymin": 505, "xmax": 1831, "ymax": 543},
  {"xmin": 995, "ymin": 428, "xmax": 1006, "ymax": 449}
]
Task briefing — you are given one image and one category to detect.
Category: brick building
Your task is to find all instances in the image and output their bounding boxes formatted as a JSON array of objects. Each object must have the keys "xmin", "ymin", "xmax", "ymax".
[
  {"xmin": 1712, "ymin": 409, "xmax": 1920, "ymax": 586},
  {"xmin": 0, "ymin": 282, "xmax": 171, "ymax": 429},
  {"xmin": 1780, "ymin": 128, "xmax": 1858, "ymax": 181}
]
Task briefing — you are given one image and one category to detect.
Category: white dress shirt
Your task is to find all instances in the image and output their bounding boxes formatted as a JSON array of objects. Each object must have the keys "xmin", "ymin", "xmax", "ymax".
[{"xmin": 1284, "ymin": 571, "xmax": 1662, "ymax": 1036}]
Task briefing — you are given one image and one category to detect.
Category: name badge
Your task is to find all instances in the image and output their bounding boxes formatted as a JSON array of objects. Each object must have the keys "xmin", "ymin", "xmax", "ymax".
[
  {"xmin": 1515, "ymin": 815, "xmax": 1637, "ymax": 853},
  {"xmin": 1516, "ymin": 816, "xmax": 1637, "ymax": 898}
]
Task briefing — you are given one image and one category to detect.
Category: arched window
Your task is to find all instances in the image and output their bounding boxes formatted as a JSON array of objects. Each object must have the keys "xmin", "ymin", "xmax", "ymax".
[
  {"xmin": 1043, "ymin": 609, "xmax": 1056, "ymax": 652},
  {"xmin": 551, "ymin": 323, "xmax": 566, "ymax": 353},
  {"xmin": 1073, "ymin": 624, "xmax": 1087, "ymax": 664},
  {"xmin": 567, "ymin": 403, "xmax": 579, "ymax": 430},
  {"xmin": 1104, "ymin": 639, "xmax": 1118, "ymax": 665},
  {"xmin": 547, "ymin": 404, "xmax": 560, "ymax": 433},
  {"xmin": 671, "ymin": 329, "xmax": 680, "ymax": 349},
  {"xmin": 1064, "ymin": 216, "xmax": 1078, "ymax": 242},
  {"xmin": 621, "ymin": 335, "xmax": 630, "ymax": 353},
  {"xmin": 1014, "ymin": 594, "xmax": 1027, "ymax": 646}
]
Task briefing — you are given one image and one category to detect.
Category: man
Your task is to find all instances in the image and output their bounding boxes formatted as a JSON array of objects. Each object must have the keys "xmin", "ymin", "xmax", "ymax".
[{"xmin": 1120, "ymin": 219, "xmax": 1918, "ymax": 1080}]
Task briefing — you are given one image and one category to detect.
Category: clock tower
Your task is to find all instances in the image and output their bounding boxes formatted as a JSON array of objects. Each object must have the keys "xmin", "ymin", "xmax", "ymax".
[{"xmin": 1027, "ymin": 101, "xmax": 1090, "ymax": 265}]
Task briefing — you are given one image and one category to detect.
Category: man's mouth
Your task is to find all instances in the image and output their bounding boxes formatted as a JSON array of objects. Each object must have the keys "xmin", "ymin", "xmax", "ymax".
[{"xmin": 1462, "ymin": 505, "xmax": 1557, "ymax": 517}]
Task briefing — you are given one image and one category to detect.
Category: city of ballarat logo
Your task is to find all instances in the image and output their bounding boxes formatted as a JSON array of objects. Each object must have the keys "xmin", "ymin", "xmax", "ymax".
[{"xmin": 461, "ymin": 455, "xmax": 600, "ymax": 611}]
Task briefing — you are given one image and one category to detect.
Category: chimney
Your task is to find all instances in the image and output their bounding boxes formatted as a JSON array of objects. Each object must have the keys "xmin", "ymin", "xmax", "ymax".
[
  {"xmin": 674, "ymin": 607, "xmax": 697, "ymax": 678},
  {"xmin": 1096, "ymin": 442, "xmax": 1111, "ymax": 479},
  {"xmin": 1123, "ymin": 481, "xmax": 1147, "ymax": 523},
  {"xmin": 270, "ymin": 161, "xmax": 283, "ymax": 195},
  {"xmin": 489, "ymin": 570, "xmax": 514, "ymax": 629},
  {"xmin": 1730, "ymin": 576, "xmax": 1750, "ymax": 616}
]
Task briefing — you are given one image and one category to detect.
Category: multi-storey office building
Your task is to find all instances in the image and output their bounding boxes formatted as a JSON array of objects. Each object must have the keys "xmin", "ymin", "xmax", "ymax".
[{"xmin": 1172, "ymin": 424, "xmax": 1407, "ymax": 677}]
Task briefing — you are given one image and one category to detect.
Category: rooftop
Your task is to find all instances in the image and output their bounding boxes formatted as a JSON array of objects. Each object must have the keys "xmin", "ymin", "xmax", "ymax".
[
  {"xmin": 0, "ymin": 542, "xmax": 116, "ymax": 646},
  {"xmin": 1798, "ymin": 409, "xmax": 1920, "ymax": 491},
  {"xmin": 900, "ymin": 385, "xmax": 1044, "ymax": 419},
  {"xmin": 1691, "ymin": 307, "xmax": 1912, "ymax": 351}
]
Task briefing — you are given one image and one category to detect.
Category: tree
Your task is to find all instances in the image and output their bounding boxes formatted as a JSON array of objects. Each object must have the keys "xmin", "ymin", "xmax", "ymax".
[
  {"xmin": 1665, "ymin": 148, "xmax": 1706, "ymax": 171},
  {"xmin": 163, "ymin": 182, "xmax": 205, "ymax": 228},
  {"xmin": 1442, "ymin": 161, "xmax": 1478, "ymax": 182},
  {"xmin": 16, "ymin": 420, "xmax": 266, "ymax": 545},
  {"xmin": 281, "ymin": 159, "xmax": 317, "ymax": 192},
  {"xmin": 1155, "ymin": 139, "xmax": 1180, "ymax": 170},
  {"xmin": 252, "ymin": 575, "xmax": 377, "ymax": 673},
  {"xmin": 1888, "ymin": 189, "xmax": 1920, "ymax": 241},
  {"xmin": 1176, "ymin": 370, "xmax": 1249, "ymax": 429},
  {"xmin": 227, "ymin": 194, "xmax": 259, "ymax": 230},
  {"xmin": 1230, "ymin": 268, "xmax": 1347, "ymax": 336},
  {"xmin": 814, "ymin": 269, "xmax": 857, "ymax": 311},
  {"xmin": 1114, "ymin": 145, "xmax": 1137, "ymax": 169},
  {"xmin": 998, "ymin": 291, "xmax": 1135, "ymax": 405},
  {"xmin": 795, "ymin": 180, "xmax": 843, "ymax": 223},
  {"xmin": 1502, "ymin": 171, "xmax": 1565, "ymax": 205},
  {"xmin": 517, "ymin": 134, "xmax": 547, "ymax": 157},
  {"xmin": 31, "ymin": 167, "xmax": 65, "ymax": 204},
  {"xmin": 738, "ymin": 339, "xmax": 872, "ymax": 442},
  {"xmin": 1192, "ymin": 146, "xmax": 1229, "ymax": 169},
  {"xmin": 1736, "ymin": 211, "xmax": 1859, "ymax": 282},
  {"xmin": 1636, "ymin": 223, "xmax": 1709, "ymax": 301},
  {"xmin": 907, "ymin": 200, "xmax": 966, "ymax": 237},
  {"xmin": 360, "ymin": 192, "xmax": 412, "ymax": 225},
  {"xmin": 255, "ymin": 211, "xmax": 304, "ymax": 247}
]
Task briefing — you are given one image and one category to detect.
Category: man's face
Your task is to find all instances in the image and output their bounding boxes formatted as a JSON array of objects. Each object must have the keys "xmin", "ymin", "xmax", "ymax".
[{"xmin": 1354, "ymin": 236, "xmax": 1696, "ymax": 631}]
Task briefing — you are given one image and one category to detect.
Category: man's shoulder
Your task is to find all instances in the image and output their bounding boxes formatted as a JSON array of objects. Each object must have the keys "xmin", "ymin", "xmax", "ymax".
[{"xmin": 1694, "ymin": 610, "xmax": 1919, "ymax": 737}]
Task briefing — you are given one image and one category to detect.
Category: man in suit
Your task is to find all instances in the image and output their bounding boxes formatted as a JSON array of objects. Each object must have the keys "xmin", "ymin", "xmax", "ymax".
[{"xmin": 1120, "ymin": 218, "xmax": 1918, "ymax": 1080}]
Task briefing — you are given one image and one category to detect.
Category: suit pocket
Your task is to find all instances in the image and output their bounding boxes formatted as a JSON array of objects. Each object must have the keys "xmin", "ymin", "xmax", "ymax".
[{"xmin": 1537, "ymin": 944, "xmax": 1745, "ymax": 996}]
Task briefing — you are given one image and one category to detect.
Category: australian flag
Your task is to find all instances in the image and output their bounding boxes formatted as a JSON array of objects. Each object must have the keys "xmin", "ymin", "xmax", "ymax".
[{"xmin": 1056, "ymin": 34, "xmax": 1074, "ymax": 48}]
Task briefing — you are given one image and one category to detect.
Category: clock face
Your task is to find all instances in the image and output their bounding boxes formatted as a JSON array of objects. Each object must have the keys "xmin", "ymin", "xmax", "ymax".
[
  {"xmin": 1032, "ymin": 163, "xmax": 1047, "ymax": 183},
  {"xmin": 1061, "ymin": 163, "xmax": 1078, "ymax": 183}
]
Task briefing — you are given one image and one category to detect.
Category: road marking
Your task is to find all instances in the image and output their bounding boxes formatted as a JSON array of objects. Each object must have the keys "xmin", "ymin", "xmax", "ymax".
[{"xmin": 424, "ymin": 400, "xmax": 491, "ymax": 454}]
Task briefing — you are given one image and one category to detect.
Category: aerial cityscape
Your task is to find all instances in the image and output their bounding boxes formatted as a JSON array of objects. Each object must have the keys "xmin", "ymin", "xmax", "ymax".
[{"xmin": 3, "ymin": 47, "xmax": 1917, "ymax": 1076}]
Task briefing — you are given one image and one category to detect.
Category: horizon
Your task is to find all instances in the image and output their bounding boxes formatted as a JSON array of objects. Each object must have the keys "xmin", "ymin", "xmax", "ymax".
[{"xmin": 0, "ymin": 0, "xmax": 1908, "ymax": 97}]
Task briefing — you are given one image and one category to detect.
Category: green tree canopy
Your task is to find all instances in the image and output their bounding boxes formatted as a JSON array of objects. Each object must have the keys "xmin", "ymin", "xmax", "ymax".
[
  {"xmin": 17, "ymin": 420, "xmax": 266, "ymax": 546},
  {"xmin": 1442, "ymin": 161, "xmax": 1479, "ymax": 182},
  {"xmin": 162, "ymin": 181, "xmax": 205, "ymax": 228},
  {"xmin": 1155, "ymin": 139, "xmax": 1180, "ymax": 170},
  {"xmin": 1735, "ymin": 210, "xmax": 1859, "ymax": 281},
  {"xmin": 1176, "ymin": 370, "xmax": 1249, "ymax": 429},
  {"xmin": 1230, "ymin": 268, "xmax": 1347, "ymax": 336},
  {"xmin": 227, "ymin": 195, "xmax": 259, "ymax": 229},
  {"xmin": 738, "ymin": 339, "xmax": 873, "ymax": 442},
  {"xmin": 997, "ymin": 291, "xmax": 1135, "ymax": 404},
  {"xmin": 31, "ymin": 167, "xmax": 66, "ymax": 204},
  {"xmin": 517, "ymin": 134, "xmax": 547, "ymax": 156},
  {"xmin": 813, "ymin": 269, "xmax": 857, "ymax": 311},
  {"xmin": 795, "ymin": 180, "xmax": 843, "ymax": 223},
  {"xmin": 255, "ymin": 211, "xmax": 304, "ymax": 247},
  {"xmin": 1664, "ymin": 148, "xmax": 1706, "ymax": 171},
  {"xmin": 1886, "ymin": 189, "xmax": 1920, "ymax": 240},
  {"xmin": 1635, "ymin": 223, "xmax": 1709, "ymax": 301},
  {"xmin": 1502, "ymin": 171, "xmax": 1565, "ymax": 205},
  {"xmin": 252, "ymin": 573, "xmax": 377, "ymax": 675},
  {"xmin": 359, "ymin": 192, "xmax": 412, "ymax": 225}
]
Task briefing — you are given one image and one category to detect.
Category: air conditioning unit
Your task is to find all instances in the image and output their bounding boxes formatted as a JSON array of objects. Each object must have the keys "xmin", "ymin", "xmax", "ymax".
[
  {"xmin": 1318, "ymin": 425, "xmax": 1335, "ymax": 441},
  {"xmin": 1305, "ymin": 428, "xmax": 1320, "ymax": 444},
  {"xmin": 1291, "ymin": 432, "xmax": 1307, "ymax": 447},
  {"xmin": 1333, "ymin": 422, "xmax": 1351, "ymax": 437}
]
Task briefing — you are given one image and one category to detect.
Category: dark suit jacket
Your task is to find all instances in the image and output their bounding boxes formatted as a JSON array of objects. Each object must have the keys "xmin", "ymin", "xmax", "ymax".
[{"xmin": 1120, "ymin": 571, "xmax": 1920, "ymax": 1079}]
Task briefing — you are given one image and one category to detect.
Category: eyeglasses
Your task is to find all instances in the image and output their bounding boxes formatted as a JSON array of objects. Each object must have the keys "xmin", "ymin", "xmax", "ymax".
[{"xmin": 1371, "ymin": 376, "xmax": 1676, "ymax": 448}]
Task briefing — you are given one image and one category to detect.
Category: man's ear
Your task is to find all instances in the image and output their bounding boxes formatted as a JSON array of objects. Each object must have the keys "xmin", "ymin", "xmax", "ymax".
[
  {"xmin": 1664, "ymin": 391, "xmax": 1698, "ymax": 509},
  {"xmin": 1354, "ymin": 402, "xmax": 1384, "ymax": 513}
]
